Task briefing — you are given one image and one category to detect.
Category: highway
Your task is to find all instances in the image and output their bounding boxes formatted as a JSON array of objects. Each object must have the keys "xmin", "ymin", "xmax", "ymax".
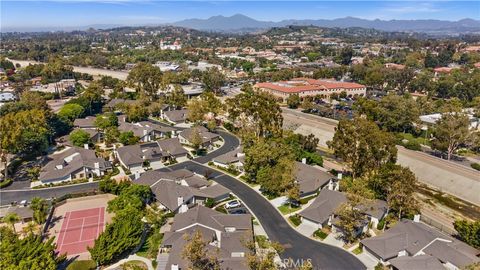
[
  {"xmin": 9, "ymin": 59, "xmax": 129, "ymax": 80},
  {"xmin": 282, "ymin": 108, "xmax": 480, "ymax": 206}
]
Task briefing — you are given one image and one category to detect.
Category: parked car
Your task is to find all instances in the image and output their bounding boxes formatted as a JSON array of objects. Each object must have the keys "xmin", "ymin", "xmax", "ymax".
[
  {"xmin": 225, "ymin": 200, "xmax": 241, "ymax": 209},
  {"xmin": 230, "ymin": 208, "xmax": 247, "ymax": 214}
]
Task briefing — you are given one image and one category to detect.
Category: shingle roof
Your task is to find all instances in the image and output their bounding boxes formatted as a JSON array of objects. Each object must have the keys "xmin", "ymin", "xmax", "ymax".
[
  {"xmin": 151, "ymin": 180, "xmax": 194, "ymax": 212},
  {"xmin": 0, "ymin": 206, "xmax": 34, "ymax": 220},
  {"xmin": 298, "ymin": 189, "xmax": 346, "ymax": 224},
  {"xmin": 213, "ymin": 149, "xmax": 242, "ymax": 165},
  {"xmin": 361, "ymin": 219, "xmax": 447, "ymax": 260},
  {"xmin": 171, "ymin": 205, "xmax": 251, "ymax": 232},
  {"xmin": 164, "ymin": 109, "xmax": 189, "ymax": 123},
  {"xmin": 73, "ymin": 117, "xmax": 96, "ymax": 128},
  {"xmin": 193, "ymin": 184, "xmax": 231, "ymax": 199},
  {"xmin": 423, "ymin": 238, "xmax": 480, "ymax": 268},
  {"xmin": 116, "ymin": 144, "xmax": 143, "ymax": 166},
  {"xmin": 295, "ymin": 162, "xmax": 334, "ymax": 195},
  {"xmin": 179, "ymin": 126, "xmax": 220, "ymax": 145},
  {"xmin": 255, "ymin": 78, "xmax": 365, "ymax": 94},
  {"xmin": 157, "ymin": 138, "xmax": 188, "ymax": 156},
  {"xmin": 389, "ymin": 255, "xmax": 445, "ymax": 270},
  {"xmin": 39, "ymin": 147, "xmax": 110, "ymax": 182}
]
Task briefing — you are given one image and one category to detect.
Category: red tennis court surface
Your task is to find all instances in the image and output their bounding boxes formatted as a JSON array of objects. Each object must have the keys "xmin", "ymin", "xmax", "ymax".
[{"xmin": 56, "ymin": 207, "xmax": 105, "ymax": 255}]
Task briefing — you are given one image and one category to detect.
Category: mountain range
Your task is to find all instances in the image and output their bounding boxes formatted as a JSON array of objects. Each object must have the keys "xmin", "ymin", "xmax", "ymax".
[{"xmin": 173, "ymin": 14, "xmax": 480, "ymax": 34}]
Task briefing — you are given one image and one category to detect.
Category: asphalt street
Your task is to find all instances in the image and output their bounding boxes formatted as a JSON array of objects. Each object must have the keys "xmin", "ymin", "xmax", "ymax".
[
  {"xmin": 0, "ymin": 123, "xmax": 366, "ymax": 269},
  {"xmin": 164, "ymin": 161, "xmax": 366, "ymax": 270}
]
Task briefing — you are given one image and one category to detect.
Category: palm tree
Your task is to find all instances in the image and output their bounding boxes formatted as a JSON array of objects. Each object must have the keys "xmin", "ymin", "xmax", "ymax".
[
  {"xmin": 22, "ymin": 221, "xmax": 37, "ymax": 237},
  {"xmin": 3, "ymin": 212, "xmax": 20, "ymax": 233}
]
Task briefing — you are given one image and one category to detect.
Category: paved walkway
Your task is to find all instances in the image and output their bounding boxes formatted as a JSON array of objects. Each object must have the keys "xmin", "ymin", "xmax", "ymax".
[{"xmin": 103, "ymin": 254, "xmax": 154, "ymax": 270}]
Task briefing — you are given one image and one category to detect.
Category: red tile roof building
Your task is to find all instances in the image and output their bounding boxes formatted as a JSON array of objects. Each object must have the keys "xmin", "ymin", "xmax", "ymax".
[{"xmin": 254, "ymin": 78, "xmax": 366, "ymax": 100}]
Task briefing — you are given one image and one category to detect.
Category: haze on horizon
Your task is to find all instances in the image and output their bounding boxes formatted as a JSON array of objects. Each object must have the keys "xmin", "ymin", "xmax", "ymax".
[{"xmin": 1, "ymin": 0, "xmax": 479, "ymax": 32}]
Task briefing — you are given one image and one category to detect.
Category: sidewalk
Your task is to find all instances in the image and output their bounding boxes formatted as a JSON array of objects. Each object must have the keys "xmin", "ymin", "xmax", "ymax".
[{"xmin": 103, "ymin": 254, "xmax": 154, "ymax": 270}]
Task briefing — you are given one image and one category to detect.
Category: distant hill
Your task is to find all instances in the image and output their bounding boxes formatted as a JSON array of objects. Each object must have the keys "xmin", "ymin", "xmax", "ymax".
[{"xmin": 173, "ymin": 14, "xmax": 480, "ymax": 34}]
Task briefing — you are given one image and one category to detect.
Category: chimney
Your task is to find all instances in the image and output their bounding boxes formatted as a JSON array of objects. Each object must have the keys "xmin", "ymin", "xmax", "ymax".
[
  {"xmin": 94, "ymin": 162, "xmax": 99, "ymax": 169},
  {"xmin": 143, "ymin": 129, "xmax": 148, "ymax": 136},
  {"xmin": 84, "ymin": 144, "xmax": 89, "ymax": 149},
  {"xmin": 301, "ymin": 158, "xmax": 307, "ymax": 164},
  {"xmin": 171, "ymin": 265, "xmax": 179, "ymax": 270},
  {"xmin": 56, "ymin": 164, "xmax": 63, "ymax": 170},
  {"xmin": 134, "ymin": 171, "xmax": 140, "ymax": 180},
  {"xmin": 337, "ymin": 173, "xmax": 343, "ymax": 180},
  {"xmin": 413, "ymin": 214, "xmax": 421, "ymax": 223},
  {"xmin": 177, "ymin": 196, "xmax": 184, "ymax": 207}
]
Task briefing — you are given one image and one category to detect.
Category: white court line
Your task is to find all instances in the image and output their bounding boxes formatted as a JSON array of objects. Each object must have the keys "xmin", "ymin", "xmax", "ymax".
[
  {"xmin": 78, "ymin": 217, "xmax": 86, "ymax": 241},
  {"xmin": 58, "ymin": 211, "xmax": 71, "ymax": 250}
]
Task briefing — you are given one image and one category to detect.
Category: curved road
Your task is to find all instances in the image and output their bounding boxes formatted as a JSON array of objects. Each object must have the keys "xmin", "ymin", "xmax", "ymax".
[{"xmin": 0, "ymin": 129, "xmax": 365, "ymax": 269}]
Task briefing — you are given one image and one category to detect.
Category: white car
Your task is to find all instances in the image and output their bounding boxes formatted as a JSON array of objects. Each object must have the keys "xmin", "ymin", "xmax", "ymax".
[{"xmin": 225, "ymin": 200, "xmax": 241, "ymax": 209}]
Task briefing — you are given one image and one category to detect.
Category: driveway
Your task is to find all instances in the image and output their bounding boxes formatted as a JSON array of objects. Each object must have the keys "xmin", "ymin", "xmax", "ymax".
[{"xmin": 163, "ymin": 161, "xmax": 366, "ymax": 270}]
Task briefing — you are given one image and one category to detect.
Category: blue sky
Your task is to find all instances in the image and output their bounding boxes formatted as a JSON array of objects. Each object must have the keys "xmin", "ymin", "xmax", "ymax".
[{"xmin": 1, "ymin": 1, "xmax": 479, "ymax": 30}]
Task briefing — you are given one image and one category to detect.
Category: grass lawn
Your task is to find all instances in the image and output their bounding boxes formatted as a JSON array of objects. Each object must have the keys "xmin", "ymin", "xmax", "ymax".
[
  {"xmin": 313, "ymin": 229, "xmax": 328, "ymax": 240},
  {"xmin": 137, "ymin": 230, "xmax": 163, "ymax": 259},
  {"xmin": 121, "ymin": 260, "xmax": 148, "ymax": 270},
  {"xmin": 289, "ymin": 215, "xmax": 302, "ymax": 227},
  {"xmin": 239, "ymin": 175, "xmax": 259, "ymax": 187},
  {"xmin": 397, "ymin": 132, "xmax": 430, "ymax": 146},
  {"xmin": 255, "ymin": 235, "xmax": 270, "ymax": 249},
  {"xmin": 66, "ymin": 260, "xmax": 96, "ymax": 270},
  {"xmin": 278, "ymin": 204, "xmax": 301, "ymax": 215},
  {"xmin": 352, "ymin": 246, "xmax": 363, "ymax": 255}
]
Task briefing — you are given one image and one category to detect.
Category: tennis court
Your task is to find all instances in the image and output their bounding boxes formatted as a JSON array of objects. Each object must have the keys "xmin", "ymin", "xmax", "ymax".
[{"xmin": 56, "ymin": 207, "xmax": 105, "ymax": 256}]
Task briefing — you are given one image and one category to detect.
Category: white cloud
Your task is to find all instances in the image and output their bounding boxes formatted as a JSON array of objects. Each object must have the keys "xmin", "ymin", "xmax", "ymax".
[{"xmin": 383, "ymin": 2, "xmax": 442, "ymax": 14}]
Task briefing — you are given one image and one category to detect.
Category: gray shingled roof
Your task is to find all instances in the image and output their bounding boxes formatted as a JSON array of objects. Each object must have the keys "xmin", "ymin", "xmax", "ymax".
[
  {"xmin": 164, "ymin": 205, "xmax": 252, "ymax": 270},
  {"xmin": 423, "ymin": 238, "xmax": 480, "ymax": 268},
  {"xmin": 213, "ymin": 149, "xmax": 243, "ymax": 165},
  {"xmin": 298, "ymin": 189, "xmax": 346, "ymax": 224},
  {"xmin": 361, "ymin": 219, "xmax": 450, "ymax": 261},
  {"xmin": 39, "ymin": 147, "xmax": 111, "ymax": 182},
  {"xmin": 295, "ymin": 162, "xmax": 335, "ymax": 195},
  {"xmin": 157, "ymin": 138, "xmax": 188, "ymax": 157},
  {"xmin": 116, "ymin": 144, "xmax": 143, "ymax": 166},
  {"xmin": 171, "ymin": 205, "xmax": 251, "ymax": 232},
  {"xmin": 105, "ymin": 98, "xmax": 135, "ymax": 109},
  {"xmin": 359, "ymin": 199, "xmax": 388, "ymax": 220},
  {"xmin": 151, "ymin": 180, "xmax": 194, "ymax": 212},
  {"xmin": 164, "ymin": 109, "xmax": 189, "ymax": 123},
  {"xmin": 389, "ymin": 255, "xmax": 445, "ymax": 270},
  {"xmin": 73, "ymin": 117, "xmax": 96, "ymax": 128},
  {"xmin": 179, "ymin": 126, "xmax": 220, "ymax": 145},
  {"xmin": 0, "ymin": 206, "xmax": 34, "ymax": 220},
  {"xmin": 193, "ymin": 184, "xmax": 231, "ymax": 200}
]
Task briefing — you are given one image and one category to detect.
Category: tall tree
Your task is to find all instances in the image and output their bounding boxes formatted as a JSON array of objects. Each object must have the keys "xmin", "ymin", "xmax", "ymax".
[
  {"xmin": 226, "ymin": 85, "xmax": 283, "ymax": 139},
  {"xmin": 201, "ymin": 67, "xmax": 225, "ymax": 94},
  {"xmin": 327, "ymin": 117, "xmax": 397, "ymax": 178},
  {"xmin": 127, "ymin": 63, "xmax": 163, "ymax": 100},
  {"xmin": 30, "ymin": 197, "xmax": 48, "ymax": 224},
  {"xmin": 334, "ymin": 202, "xmax": 365, "ymax": 243},
  {"xmin": 454, "ymin": 220, "xmax": 480, "ymax": 248},
  {"xmin": 182, "ymin": 230, "xmax": 220, "ymax": 270},
  {"xmin": 431, "ymin": 112, "xmax": 473, "ymax": 160},
  {"xmin": 69, "ymin": 129, "xmax": 91, "ymax": 147},
  {"xmin": 0, "ymin": 226, "xmax": 65, "ymax": 270},
  {"xmin": 3, "ymin": 213, "xmax": 20, "ymax": 233}
]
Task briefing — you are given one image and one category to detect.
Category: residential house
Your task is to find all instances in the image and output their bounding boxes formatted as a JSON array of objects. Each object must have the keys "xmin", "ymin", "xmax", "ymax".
[
  {"xmin": 162, "ymin": 109, "xmax": 189, "ymax": 124},
  {"xmin": 212, "ymin": 148, "xmax": 245, "ymax": 171},
  {"xmin": 298, "ymin": 189, "xmax": 347, "ymax": 230},
  {"xmin": 294, "ymin": 161, "xmax": 338, "ymax": 198},
  {"xmin": 359, "ymin": 199, "xmax": 388, "ymax": 228},
  {"xmin": 39, "ymin": 147, "xmax": 111, "ymax": 184},
  {"xmin": 161, "ymin": 205, "xmax": 252, "ymax": 270},
  {"xmin": 73, "ymin": 116, "xmax": 96, "ymax": 129},
  {"xmin": 115, "ymin": 139, "xmax": 187, "ymax": 173},
  {"xmin": 118, "ymin": 115, "xmax": 176, "ymax": 142},
  {"xmin": 178, "ymin": 126, "xmax": 220, "ymax": 149},
  {"xmin": 361, "ymin": 219, "xmax": 480, "ymax": 269},
  {"xmin": 135, "ymin": 169, "xmax": 231, "ymax": 213},
  {"xmin": 0, "ymin": 206, "xmax": 34, "ymax": 224},
  {"xmin": 104, "ymin": 98, "xmax": 135, "ymax": 111}
]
